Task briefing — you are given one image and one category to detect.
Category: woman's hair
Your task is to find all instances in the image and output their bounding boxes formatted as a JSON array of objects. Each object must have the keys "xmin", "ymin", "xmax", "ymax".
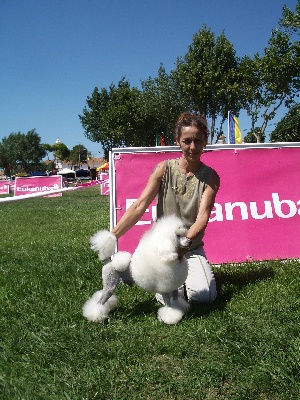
[{"xmin": 174, "ymin": 112, "xmax": 209, "ymax": 140}]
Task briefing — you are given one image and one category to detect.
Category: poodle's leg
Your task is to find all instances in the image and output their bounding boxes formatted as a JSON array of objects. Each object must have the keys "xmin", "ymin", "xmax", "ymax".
[
  {"xmin": 161, "ymin": 293, "xmax": 172, "ymax": 307},
  {"xmin": 99, "ymin": 261, "xmax": 134, "ymax": 304},
  {"xmin": 83, "ymin": 261, "xmax": 122, "ymax": 322},
  {"xmin": 160, "ymin": 290, "xmax": 179, "ymax": 305},
  {"xmin": 171, "ymin": 289, "xmax": 178, "ymax": 302},
  {"xmin": 98, "ymin": 261, "xmax": 122, "ymax": 304}
]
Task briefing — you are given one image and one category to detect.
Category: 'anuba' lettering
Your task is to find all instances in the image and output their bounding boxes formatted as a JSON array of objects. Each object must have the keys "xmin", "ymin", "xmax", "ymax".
[{"xmin": 209, "ymin": 192, "xmax": 300, "ymax": 222}]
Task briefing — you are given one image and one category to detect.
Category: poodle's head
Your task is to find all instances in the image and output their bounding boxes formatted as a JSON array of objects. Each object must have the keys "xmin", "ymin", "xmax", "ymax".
[{"xmin": 154, "ymin": 215, "xmax": 187, "ymax": 238}]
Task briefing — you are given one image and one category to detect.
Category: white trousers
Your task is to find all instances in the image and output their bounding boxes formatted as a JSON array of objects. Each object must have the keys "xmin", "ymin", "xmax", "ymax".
[{"xmin": 178, "ymin": 247, "xmax": 217, "ymax": 304}]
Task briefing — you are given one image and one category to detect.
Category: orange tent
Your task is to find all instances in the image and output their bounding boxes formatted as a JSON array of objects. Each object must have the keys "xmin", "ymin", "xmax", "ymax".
[{"xmin": 96, "ymin": 162, "xmax": 109, "ymax": 171}]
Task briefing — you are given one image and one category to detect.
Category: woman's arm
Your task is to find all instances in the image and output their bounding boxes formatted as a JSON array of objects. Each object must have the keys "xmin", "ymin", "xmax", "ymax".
[
  {"xmin": 111, "ymin": 161, "xmax": 166, "ymax": 239},
  {"xmin": 187, "ymin": 169, "xmax": 220, "ymax": 242}
]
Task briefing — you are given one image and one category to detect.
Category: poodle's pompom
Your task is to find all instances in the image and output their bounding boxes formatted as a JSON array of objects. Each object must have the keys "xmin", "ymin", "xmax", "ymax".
[
  {"xmin": 157, "ymin": 298, "xmax": 190, "ymax": 325},
  {"xmin": 82, "ymin": 290, "xmax": 118, "ymax": 322},
  {"xmin": 157, "ymin": 306, "xmax": 185, "ymax": 325},
  {"xmin": 90, "ymin": 230, "xmax": 117, "ymax": 260},
  {"xmin": 111, "ymin": 251, "xmax": 132, "ymax": 272}
]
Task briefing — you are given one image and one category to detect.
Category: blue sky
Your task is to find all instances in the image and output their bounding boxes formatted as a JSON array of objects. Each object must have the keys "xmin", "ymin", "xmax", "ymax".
[{"xmin": 0, "ymin": 0, "xmax": 298, "ymax": 157}]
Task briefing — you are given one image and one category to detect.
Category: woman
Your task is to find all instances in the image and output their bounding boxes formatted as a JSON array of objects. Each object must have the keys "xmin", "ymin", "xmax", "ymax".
[{"xmin": 112, "ymin": 112, "xmax": 220, "ymax": 304}]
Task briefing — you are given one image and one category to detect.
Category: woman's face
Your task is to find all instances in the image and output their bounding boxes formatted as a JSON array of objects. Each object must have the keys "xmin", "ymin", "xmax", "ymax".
[{"xmin": 177, "ymin": 125, "xmax": 207, "ymax": 162}]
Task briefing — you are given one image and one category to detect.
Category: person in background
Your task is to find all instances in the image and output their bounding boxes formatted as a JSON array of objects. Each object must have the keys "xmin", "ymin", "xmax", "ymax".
[{"xmin": 112, "ymin": 112, "xmax": 220, "ymax": 304}]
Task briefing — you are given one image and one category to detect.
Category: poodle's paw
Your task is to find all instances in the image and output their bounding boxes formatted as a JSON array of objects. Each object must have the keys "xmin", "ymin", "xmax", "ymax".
[
  {"xmin": 90, "ymin": 230, "xmax": 117, "ymax": 260},
  {"xmin": 112, "ymin": 251, "xmax": 132, "ymax": 272},
  {"xmin": 82, "ymin": 290, "xmax": 118, "ymax": 322},
  {"xmin": 158, "ymin": 251, "xmax": 178, "ymax": 263},
  {"xmin": 157, "ymin": 299, "xmax": 190, "ymax": 325}
]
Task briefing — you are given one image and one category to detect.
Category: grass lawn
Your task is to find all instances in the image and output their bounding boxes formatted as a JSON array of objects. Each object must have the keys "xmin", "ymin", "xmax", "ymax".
[{"xmin": 0, "ymin": 186, "xmax": 299, "ymax": 399}]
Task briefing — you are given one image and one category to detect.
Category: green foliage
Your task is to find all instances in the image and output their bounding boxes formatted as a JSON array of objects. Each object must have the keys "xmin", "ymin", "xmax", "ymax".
[
  {"xmin": 279, "ymin": 0, "xmax": 300, "ymax": 33},
  {"xmin": 239, "ymin": 2, "xmax": 300, "ymax": 140},
  {"xmin": 238, "ymin": 55, "xmax": 263, "ymax": 131},
  {"xmin": 42, "ymin": 143, "xmax": 54, "ymax": 153},
  {"xmin": 80, "ymin": 27, "xmax": 241, "ymax": 151},
  {"xmin": 270, "ymin": 103, "xmax": 300, "ymax": 142},
  {"xmin": 69, "ymin": 144, "xmax": 88, "ymax": 167},
  {"xmin": 0, "ymin": 129, "xmax": 46, "ymax": 174},
  {"xmin": 243, "ymin": 128, "xmax": 266, "ymax": 143},
  {"xmin": 175, "ymin": 26, "xmax": 239, "ymax": 143},
  {"xmin": 80, "ymin": 69, "xmax": 185, "ymax": 157},
  {"xmin": 0, "ymin": 187, "xmax": 299, "ymax": 399},
  {"xmin": 79, "ymin": 77, "xmax": 144, "ymax": 158},
  {"xmin": 52, "ymin": 142, "xmax": 71, "ymax": 163},
  {"xmin": 78, "ymin": 4, "xmax": 300, "ymax": 149},
  {"xmin": 139, "ymin": 64, "xmax": 185, "ymax": 145}
]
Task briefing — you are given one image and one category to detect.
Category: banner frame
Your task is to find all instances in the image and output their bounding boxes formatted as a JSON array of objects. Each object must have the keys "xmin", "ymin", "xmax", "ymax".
[
  {"xmin": 109, "ymin": 142, "xmax": 300, "ymax": 263},
  {"xmin": 109, "ymin": 142, "xmax": 300, "ymax": 230}
]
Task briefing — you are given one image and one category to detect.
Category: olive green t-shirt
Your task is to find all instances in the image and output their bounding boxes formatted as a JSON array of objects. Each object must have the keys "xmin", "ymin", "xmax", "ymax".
[{"xmin": 156, "ymin": 158, "xmax": 213, "ymax": 248}]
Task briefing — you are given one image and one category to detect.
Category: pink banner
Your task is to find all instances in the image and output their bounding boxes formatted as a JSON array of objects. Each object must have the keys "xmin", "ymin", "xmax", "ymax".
[
  {"xmin": 0, "ymin": 180, "xmax": 10, "ymax": 195},
  {"xmin": 99, "ymin": 173, "xmax": 110, "ymax": 196},
  {"xmin": 113, "ymin": 147, "xmax": 300, "ymax": 264},
  {"xmin": 78, "ymin": 180, "xmax": 100, "ymax": 187},
  {"xmin": 14, "ymin": 176, "xmax": 62, "ymax": 197}
]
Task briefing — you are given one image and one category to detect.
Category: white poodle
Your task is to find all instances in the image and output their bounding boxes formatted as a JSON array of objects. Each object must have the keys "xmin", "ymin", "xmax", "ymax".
[{"xmin": 83, "ymin": 215, "xmax": 191, "ymax": 325}]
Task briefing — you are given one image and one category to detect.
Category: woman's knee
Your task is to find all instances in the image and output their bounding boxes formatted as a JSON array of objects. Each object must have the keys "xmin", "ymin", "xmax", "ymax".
[{"xmin": 186, "ymin": 283, "xmax": 217, "ymax": 304}]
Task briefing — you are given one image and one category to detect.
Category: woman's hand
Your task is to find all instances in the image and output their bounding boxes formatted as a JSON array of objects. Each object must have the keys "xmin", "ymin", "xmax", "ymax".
[{"xmin": 177, "ymin": 236, "xmax": 192, "ymax": 259}]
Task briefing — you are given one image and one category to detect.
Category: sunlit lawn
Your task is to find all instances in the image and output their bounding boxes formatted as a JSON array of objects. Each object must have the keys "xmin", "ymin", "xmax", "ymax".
[{"xmin": 0, "ymin": 186, "xmax": 299, "ymax": 399}]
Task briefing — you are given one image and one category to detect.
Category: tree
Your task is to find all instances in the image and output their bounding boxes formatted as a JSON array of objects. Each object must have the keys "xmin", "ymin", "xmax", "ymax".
[
  {"xmin": 270, "ymin": 103, "xmax": 300, "ymax": 142},
  {"xmin": 239, "ymin": 2, "xmax": 300, "ymax": 142},
  {"xmin": 279, "ymin": 0, "xmax": 300, "ymax": 33},
  {"xmin": 174, "ymin": 26, "xmax": 239, "ymax": 143},
  {"xmin": 69, "ymin": 144, "xmax": 88, "ymax": 168},
  {"xmin": 243, "ymin": 128, "xmax": 266, "ymax": 143},
  {"xmin": 52, "ymin": 142, "xmax": 70, "ymax": 167},
  {"xmin": 78, "ymin": 4, "xmax": 299, "ymax": 150},
  {"xmin": 0, "ymin": 130, "xmax": 46, "ymax": 174},
  {"xmin": 79, "ymin": 77, "xmax": 143, "ymax": 158},
  {"xmin": 139, "ymin": 64, "xmax": 186, "ymax": 145}
]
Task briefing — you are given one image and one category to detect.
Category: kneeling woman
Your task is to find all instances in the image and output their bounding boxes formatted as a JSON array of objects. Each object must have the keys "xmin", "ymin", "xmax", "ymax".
[{"xmin": 112, "ymin": 112, "xmax": 220, "ymax": 304}]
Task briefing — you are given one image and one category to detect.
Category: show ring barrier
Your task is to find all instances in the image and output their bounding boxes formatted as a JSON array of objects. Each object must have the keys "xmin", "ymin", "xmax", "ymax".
[{"xmin": 109, "ymin": 143, "xmax": 300, "ymax": 264}]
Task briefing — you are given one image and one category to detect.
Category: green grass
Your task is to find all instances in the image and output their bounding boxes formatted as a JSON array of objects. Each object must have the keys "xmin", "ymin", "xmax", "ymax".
[{"xmin": 0, "ymin": 186, "xmax": 299, "ymax": 399}]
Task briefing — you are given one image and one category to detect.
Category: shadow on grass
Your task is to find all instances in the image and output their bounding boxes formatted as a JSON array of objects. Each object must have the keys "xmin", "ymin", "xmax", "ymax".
[
  {"xmin": 126, "ymin": 298, "xmax": 158, "ymax": 316},
  {"xmin": 189, "ymin": 263, "xmax": 276, "ymax": 318},
  {"xmin": 116, "ymin": 292, "xmax": 158, "ymax": 318},
  {"xmin": 105, "ymin": 263, "xmax": 276, "ymax": 320}
]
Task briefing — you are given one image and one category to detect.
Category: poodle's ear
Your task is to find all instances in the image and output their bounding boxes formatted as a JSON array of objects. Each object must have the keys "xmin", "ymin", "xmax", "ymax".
[
  {"xmin": 175, "ymin": 226, "xmax": 188, "ymax": 237},
  {"xmin": 157, "ymin": 239, "xmax": 178, "ymax": 263}
]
